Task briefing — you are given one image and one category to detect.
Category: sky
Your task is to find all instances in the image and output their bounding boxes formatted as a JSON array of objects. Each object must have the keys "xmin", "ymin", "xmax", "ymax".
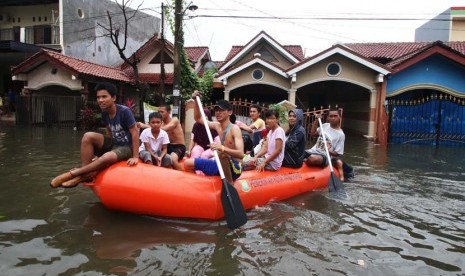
[{"xmin": 135, "ymin": 0, "xmax": 465, "ymax": 61}]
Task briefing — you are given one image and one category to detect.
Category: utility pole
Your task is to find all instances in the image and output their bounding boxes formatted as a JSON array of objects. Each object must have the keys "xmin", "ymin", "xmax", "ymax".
[
  {"xmin": 172, "ymin": 0, "xmax": 183, "ymax": 118},
  {"xmin": 159, "ymin": 2, "xmax": 165, "ymax": 102}
]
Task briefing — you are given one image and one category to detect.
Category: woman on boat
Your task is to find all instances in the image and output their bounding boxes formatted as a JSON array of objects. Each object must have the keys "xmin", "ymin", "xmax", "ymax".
[
  {"xmin": 187, "ymin": 109, "xmax": 219, "ymax": 159},
  {"xmin": 282, "ymin": 109, "xmax": 306, "ymax": 168},
  {"xmin": 243, "ymin": 109, "xmax": 285, "ymax": 172}
]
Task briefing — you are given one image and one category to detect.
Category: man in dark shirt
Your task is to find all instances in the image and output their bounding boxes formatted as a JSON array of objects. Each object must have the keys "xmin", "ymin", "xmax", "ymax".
[{"xmin": 51, "ymin": 82, "xmax": 139, "ymax": 188}]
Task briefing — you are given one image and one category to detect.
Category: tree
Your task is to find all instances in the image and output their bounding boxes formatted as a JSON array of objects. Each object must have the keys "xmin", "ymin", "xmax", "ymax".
[{"xmin": 97, "ymin": 0, "xmax": 147, "ymax": 115}]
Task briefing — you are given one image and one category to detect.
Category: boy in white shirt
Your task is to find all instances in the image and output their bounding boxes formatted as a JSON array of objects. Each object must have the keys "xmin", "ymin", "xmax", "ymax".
[{"xmin": 139, "ymin": 112, "xmax": 172, "ymax": 167}]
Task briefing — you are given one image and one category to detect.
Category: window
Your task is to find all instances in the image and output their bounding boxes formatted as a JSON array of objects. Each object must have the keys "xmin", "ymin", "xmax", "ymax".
[
  {"xmin": 326, "ymin": 62, "xmax": 341, "ymax": 76},
  {"xmin": 77, "ymin": 9, "xmax": 84, "ymax": 18},
  {"xmin": 252, "ymin": 69, "xmax": 264, "ymax": 80}
]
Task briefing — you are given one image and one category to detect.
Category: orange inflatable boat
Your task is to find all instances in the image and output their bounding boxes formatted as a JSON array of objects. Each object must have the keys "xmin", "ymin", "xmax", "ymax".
[{"xmin": 85, "ymin": 162, "xmax": 331, "ymax": 220}]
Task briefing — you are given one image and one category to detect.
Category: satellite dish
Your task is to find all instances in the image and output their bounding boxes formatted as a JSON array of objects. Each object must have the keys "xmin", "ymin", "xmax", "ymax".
[{"xmin": 204, "ymin": 61, "xmax": 217, "ymax": 70}]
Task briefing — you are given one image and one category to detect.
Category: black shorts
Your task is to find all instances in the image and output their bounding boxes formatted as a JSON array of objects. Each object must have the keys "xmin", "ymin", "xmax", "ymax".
[{"xmin": 167, "ymin": 144, "xmax": 187, "ymax": 160}]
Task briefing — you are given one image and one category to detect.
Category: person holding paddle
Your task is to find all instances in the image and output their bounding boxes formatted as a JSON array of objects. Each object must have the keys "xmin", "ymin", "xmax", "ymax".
[
  {"xmin": 304, "ymin": 108, "xmax": 345, "ymax": 181},
  {"xmin": 184, "ymin": 91, "xmax": 244, "ymax": 183},
  {"xmin": 50, "ymin": 82, "xmax": 140, "ymax": 188}
]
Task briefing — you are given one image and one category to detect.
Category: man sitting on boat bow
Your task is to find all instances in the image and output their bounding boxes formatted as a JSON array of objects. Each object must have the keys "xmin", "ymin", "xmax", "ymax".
[{"xmin": 184, "ymin": 91, "xmax": 244, "ymax": 183}]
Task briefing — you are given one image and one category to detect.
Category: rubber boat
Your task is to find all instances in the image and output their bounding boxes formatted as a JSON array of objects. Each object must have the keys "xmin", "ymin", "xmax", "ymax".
[{"xmin": 85, "ymin": 161, "xmax": 333, "ymax": 220}]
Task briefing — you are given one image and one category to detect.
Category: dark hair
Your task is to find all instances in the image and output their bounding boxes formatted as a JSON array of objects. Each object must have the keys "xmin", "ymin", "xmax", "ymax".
[
  {"xmin": 95, "ymin": 82, "xmax": 117, "ymax": 97},
  {"xmin": 148, "ymin": 112, "xmax": 162, "ymax": 121},
  {"xmin": 250, "ymin": 104, "xmax": 262, "ymax": 113},
  {"xmin": 230, "ymin": 113, "xmax": 236, "ymax": 124},
  {"xmin": 204, "ymin": 109, "xmax": 212, "ymax": 121},
  {"xmin": 159, "ymin": 104, "xmax": 171, "ymax": 112},
  {"xmin": 329, "ymin": 107, "xmax": 341, "ymax": 116},
  {"xmin": 265, "ymin": 109, "xmax": 279, "ymax": 119}
]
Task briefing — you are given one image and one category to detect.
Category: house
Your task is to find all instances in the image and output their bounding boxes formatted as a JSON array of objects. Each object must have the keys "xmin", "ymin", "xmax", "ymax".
[
  {"xmin": 215, "ymin": 31, "xmax": 390, "ymax": 144},
  {"xmin": 346, "ymin": 41, "xmax": 465, "ymax": 146},
  {"xmin": 0, "ymin": 0, "xmax": 159, "ymax": 94},
  {"xmin": 415, "ymin": 6, "xmax": 465, "ymax": 42},
  {"xmin": 214, "ymin": 30, "xmax": 465, "ymax": 146},
  {"xmin": 10, "ymin": 34, "xmax": 214, "ymax": 125}
]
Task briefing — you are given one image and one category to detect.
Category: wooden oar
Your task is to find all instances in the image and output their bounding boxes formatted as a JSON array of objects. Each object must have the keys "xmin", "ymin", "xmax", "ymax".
[
  {"xmin": 318, "ymin": 117, "xmax": 346, "ymax": 193},
  {"xmin": 195, "ymin": 96, "xmax": 247, "ymax": 229}
]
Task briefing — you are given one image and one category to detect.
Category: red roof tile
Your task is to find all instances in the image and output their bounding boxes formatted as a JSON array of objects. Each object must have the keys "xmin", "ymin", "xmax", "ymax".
[
  {"xmin": 12, "ymin": 49, "xmax": 130, "ymax": 82},
  {"xmin": 344, "ymin": 41, "xmax": 465, "ymax": 64},
  {"xmin": 138, "ymin": 73, "xmax": 174, "ymax": 84},
  {"xmin": 283, "ymin": 45, "xmax": 305, "ymax": 61},
  {"xmin": 185, "ymin": 46, "xmax": 209, "ymax": 62}
]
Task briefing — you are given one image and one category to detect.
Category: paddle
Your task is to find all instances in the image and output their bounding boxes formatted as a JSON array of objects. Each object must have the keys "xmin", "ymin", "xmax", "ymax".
[
  {"xmin": 318, "ymin": 117, "xmax": 346, "ymax": 193},
  {"xmin": 195, "ymin": 96, "xmax": 247, "ymax": 229}
]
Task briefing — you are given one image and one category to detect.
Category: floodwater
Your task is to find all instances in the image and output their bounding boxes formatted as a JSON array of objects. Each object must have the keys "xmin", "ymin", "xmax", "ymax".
[{"xmin": 0, "ymin": 124, "xmax": 464, "ymax": 275}]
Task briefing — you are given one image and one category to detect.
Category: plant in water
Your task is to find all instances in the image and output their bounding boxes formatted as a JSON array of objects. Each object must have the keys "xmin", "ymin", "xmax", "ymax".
[{"xmin": 79, "ymin": 103, "xmax": 101, "ymax": 130}]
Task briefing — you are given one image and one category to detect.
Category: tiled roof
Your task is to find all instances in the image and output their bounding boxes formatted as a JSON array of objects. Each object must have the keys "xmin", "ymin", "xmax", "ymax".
[
  {"xmin": 12, "ymin": 49, "xmax": 130, "ymax": 82},
  {"xmin": 120, "ymin": 34, "xmax": 174, "ymax": 70},
  {"xmin": 224, "ymin": 46, "xmax": 243, "ymax": 64},
  {"xmin": 283, "ymin": 45, "xmax": 305, "ymax": 61},
  {"xmin": 185, "ymin": 46, "xmax": 209, "ymax": 62},
  {"xmin": 343, "ymin": 41, "xmax": 465, "ymax": 64},
  {"xmin": 138, "ymin": 73, "xmax": 174, "ymax": 84},
  {"xmin": 385, "ymin": 41, "xmax": 465, "ymax": 68},
  {"xmin": 222, "ymin": 44, "xmax": 304, "ymax": 69}
]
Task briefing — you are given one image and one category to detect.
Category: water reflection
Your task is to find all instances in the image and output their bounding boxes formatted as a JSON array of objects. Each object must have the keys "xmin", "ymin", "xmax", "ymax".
[{"xmin": 0, "ymin": 125, "xmax": 464, "ymax": 274}]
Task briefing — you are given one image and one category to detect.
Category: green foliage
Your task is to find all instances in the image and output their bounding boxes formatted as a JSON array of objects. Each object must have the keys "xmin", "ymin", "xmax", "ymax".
[
  {"xmin": 180, "ymin": 48, "xmax": 199, "ymax": 101},
  {"xmin": 198, "ymin": 68, "xmax": 217, "ymax": 103},
  {"xmin": 165, "ymin": 0, "xmax": 216, "ymax": 104}
]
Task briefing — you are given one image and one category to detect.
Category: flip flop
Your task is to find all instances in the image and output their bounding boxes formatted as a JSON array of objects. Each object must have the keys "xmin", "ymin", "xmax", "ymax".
[{"xmin": 50, "ymin": 169, "xmax": 77, "ymax": 188}]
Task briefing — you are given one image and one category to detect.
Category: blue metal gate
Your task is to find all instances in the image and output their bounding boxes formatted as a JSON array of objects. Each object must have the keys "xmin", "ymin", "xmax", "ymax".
[{"xmin": 388, "ymin": 92, "xmax": 465, "ymax": 146}]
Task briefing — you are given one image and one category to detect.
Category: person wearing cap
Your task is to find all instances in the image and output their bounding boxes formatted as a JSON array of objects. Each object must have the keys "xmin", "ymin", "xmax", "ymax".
[
  {"xmin": 184, "ymin": 91, "xmax": 244, "ymax": 183},
  {"xmin": 51, "ymin": 82, "xmax": 140, "ymax": 188}
]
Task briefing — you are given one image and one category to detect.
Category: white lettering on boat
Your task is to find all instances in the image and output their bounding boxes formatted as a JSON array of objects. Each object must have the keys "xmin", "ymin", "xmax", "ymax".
[{"xmin": 248, "ymin": 173, "xmax": 303, "ymax": 188}]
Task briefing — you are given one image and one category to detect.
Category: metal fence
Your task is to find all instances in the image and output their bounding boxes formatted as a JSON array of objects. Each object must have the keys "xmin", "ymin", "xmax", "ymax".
[
  {"xmin": 204, "ymin": 98, "xmax": 342, "ymax": 145},
  {"xmin": 16, "ymin": 95, "xmax": 83, "ymax": 127}
]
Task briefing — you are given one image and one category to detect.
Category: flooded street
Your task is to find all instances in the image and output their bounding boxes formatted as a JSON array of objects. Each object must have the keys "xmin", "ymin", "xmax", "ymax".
[{"xmin": 0, "ymin": 125, "xmax": 464, "ymax": 275}]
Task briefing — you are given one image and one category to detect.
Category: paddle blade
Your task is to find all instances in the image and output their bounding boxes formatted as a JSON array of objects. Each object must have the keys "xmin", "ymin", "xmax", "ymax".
[
  {"xmin": 328, "ymin": 171, "xmax": 345, "ymax": 193},
  {"xmin": 221, "ymin": 179, "xmax": 247, "ymax": 230}
]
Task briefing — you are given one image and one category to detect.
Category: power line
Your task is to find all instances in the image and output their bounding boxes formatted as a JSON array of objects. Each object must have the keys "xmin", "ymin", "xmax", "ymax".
[{"xmin": 194, "ymin": 14, "xmax": 456, "ymax": 22}]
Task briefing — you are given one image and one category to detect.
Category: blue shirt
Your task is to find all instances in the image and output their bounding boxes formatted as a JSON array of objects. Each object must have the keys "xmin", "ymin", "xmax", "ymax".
[{"xmin": 102, "ymin": 104, "xmax": 136, "ymax": 147}]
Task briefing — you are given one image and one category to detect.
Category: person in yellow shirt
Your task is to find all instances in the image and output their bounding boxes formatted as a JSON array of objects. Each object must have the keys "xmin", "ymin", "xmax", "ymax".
[{"xmin": 238, "ymin": 104, "xmax": 265, "ymax": 153}]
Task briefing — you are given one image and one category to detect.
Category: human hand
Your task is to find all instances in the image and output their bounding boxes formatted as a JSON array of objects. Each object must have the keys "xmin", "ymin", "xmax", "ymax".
[
  {"xmin": 192, "ymin": 90, "xmax": 201, "ymax": 99},
  {"xmin": 209, "ymin": 142, "xmax": 221, "ymax": 152},
  {"xmin": 127, "ymin": 157, "xmax": 139, "ymax": 166},
  {"xmin": 156, "ymin": 156, "xmax": 162, "ymax": 166},
  {"xmin": 256, "ymin": 161, "xmax": 265, "ymax": 172}
]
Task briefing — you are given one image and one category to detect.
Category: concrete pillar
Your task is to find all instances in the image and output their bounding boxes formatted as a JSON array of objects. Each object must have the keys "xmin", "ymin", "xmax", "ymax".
[
  {"xmin": 224, "ymin": 89, "xmax": 230, "ymax": 101},
  {"xmin": 367, "ymin": 89, "xmax": 377, "ymax": 138},
  {"xmin": 288, "ymin": 88, "xmax": 297, "ymax": 105}
]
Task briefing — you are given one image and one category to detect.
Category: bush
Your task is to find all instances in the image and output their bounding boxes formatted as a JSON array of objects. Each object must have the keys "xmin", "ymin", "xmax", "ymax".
[{"xmin": 79, "ymin": 104, "xmax": 101, "ymax": 130}]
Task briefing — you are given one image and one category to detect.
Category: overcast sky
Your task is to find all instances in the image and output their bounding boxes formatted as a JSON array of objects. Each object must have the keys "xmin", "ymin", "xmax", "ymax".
[{"xmin": 136, "ymin": 0, "xmax": 465, "ymax": 61}]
